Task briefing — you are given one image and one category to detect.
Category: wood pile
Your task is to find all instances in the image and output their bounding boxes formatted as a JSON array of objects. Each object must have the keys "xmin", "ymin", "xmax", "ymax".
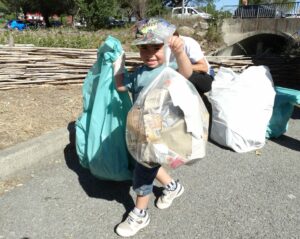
[
  {"xmin": 0, "ymin": 47, "xmax": 94, "ymax": 90},
  {"xmin": 0, "ymin": 46, "xmax": 142, "ymax": 90},
  {"xmin": 207, "ymin": 55, "xmax": 300, "ymax": 90},
  {"xmin": 0, "ymin": 46, "xmax": 298, "ymax": 90}
]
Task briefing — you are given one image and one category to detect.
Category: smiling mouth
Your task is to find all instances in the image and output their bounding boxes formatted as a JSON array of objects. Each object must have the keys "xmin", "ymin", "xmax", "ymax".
[
  {"xmin": 147, "ymin": 58, "xmax": 157, "ymax": 63},
  {"xmin": 146, "ymin": 60, "xmax": 158, "ymax": 67},
  {"xmin": 147, "ymin": 60, "xmax": 157, "ymax": 64}
]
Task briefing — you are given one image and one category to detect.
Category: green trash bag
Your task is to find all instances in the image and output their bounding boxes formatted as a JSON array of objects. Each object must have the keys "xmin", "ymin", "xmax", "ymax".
[
  {"xmin": 75, "ymin": 35, "xmax": 135, "ymax": 181},
  {"xmin": 266, "ymin": 86, "xmax": 300, "ymax": 138}
]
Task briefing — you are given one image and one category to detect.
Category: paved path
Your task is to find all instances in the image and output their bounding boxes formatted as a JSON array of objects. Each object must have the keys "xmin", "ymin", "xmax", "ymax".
[{"xmin": 0, "ymin": 111, "xmax": 299, "ymax": 239}]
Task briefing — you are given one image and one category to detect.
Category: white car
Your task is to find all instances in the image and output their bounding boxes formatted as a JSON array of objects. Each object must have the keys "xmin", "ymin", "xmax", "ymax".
[{"xmin": 171, "ymin": 7, "xmax": 213, "ymax": 20}]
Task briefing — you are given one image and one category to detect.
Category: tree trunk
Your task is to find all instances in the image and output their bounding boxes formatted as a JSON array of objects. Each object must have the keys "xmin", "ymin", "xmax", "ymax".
[{"xmin": 43, "ymin": 14, "xmax": 51, "ymax": 28}]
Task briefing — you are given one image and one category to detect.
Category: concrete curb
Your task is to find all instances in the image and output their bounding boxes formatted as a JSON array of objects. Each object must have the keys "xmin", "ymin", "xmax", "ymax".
[{"xmin": 0, "ymin": 127, "xmax": 70, "ymax": 180}]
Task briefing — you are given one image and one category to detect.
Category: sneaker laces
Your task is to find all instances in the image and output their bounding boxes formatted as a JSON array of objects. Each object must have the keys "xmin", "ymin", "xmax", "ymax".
[
  {"xmin": 161, "ymin": 188, "xmax": 174, "ymax": 201},
  {"xmin": 127, "ymin": 215, "xmax": 135, "ymax": 225},
  {"xmin": 161, "ymin": 181, "xmax": 180, "ymax": 200},
  {"xmin": 127, "ymin": 212, "xmax": 146, "ymax": 225}
]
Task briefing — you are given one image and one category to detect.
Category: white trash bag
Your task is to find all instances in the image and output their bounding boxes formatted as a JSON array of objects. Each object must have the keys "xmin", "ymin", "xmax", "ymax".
[
  {"xmin": 126, "ymin": 67, "xmax": 209, "ymax": 169},
  {"xmin": 208, "ymin": 66, "xmax": 276, "ymax": 153}
]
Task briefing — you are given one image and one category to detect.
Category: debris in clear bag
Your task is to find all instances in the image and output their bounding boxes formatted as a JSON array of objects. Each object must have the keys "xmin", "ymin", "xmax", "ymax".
[
  {"xmin": 126, "ymin": 67, "xmax": 209, "ymax": 169},
  {"xmin": 144, "ymin": 113, "xmax": 162, "ymax": 141},
  {"xmin": 144, "ymin": 88, "xmax": 169, "ymax": 112},
  {"xmin": 158, "ymin": 119, "xmax": 192, "ymax": 158}
]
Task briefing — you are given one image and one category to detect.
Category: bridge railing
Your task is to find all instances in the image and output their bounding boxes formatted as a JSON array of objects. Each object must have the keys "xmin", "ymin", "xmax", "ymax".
[{"xmin": 221, "ymin": 2, "xmax": 300, "ymax": 19}]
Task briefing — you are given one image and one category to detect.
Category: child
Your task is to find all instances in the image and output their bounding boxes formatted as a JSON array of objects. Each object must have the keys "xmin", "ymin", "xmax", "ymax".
[{"xmin": 114, "ymin": 18, "xmax": 193, "ymax": 237}]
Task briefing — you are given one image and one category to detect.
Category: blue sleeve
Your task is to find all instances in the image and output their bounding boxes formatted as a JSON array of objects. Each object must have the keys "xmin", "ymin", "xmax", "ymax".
[
  {"xmin": 123, "ymin": 66, "xmax": 144, "ymax": 93},
  {"xmin": 123, "ymin": 70, "xmax": 135, "ymax": 92},
  {"xmin": 169, "ymin": 61, "xmax": 178, "ymax": 70}
]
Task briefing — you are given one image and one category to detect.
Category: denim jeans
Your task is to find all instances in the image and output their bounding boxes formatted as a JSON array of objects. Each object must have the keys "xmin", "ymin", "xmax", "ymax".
[{"xmin": 133, "ymin": 163, "xmax": 160, "ymax": 196}]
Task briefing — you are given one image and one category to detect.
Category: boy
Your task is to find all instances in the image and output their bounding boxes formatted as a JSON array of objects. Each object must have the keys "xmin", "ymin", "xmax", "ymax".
[{"xmin": 114, "ymin": 18, "xmax": 193, "ymax": 237}]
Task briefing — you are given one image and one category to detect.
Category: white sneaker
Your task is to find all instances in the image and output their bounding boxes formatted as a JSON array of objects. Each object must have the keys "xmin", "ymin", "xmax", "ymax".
[
  {"xmin": 156, "ymin": 181, "xmax": 184, "ymax": 209},
  {"xmin": 116, "ymin": 211, "xmax": 150, "ymax": 237}
]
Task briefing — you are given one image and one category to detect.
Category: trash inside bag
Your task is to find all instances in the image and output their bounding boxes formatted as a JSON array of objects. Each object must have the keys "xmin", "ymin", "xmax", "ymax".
[
  {"xmin": 126, "ymin": 67, "xmax": 209, "ymax": 169},
  {"xmin": 266, "ymin": 86, "xmax": 300, "ymax": 138},
  {"xmin": 75, "ymin": 36, "xmax": 135, "ymax": 181},
  {"xmin": 208, "ymin": 66, "xmax": 275, "ymax": 153}
]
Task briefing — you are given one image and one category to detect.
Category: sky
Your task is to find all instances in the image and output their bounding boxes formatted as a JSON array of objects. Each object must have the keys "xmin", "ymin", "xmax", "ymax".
[{"xmin": 215, "ymin": 0, "xmax": 239, "ymax": 10}]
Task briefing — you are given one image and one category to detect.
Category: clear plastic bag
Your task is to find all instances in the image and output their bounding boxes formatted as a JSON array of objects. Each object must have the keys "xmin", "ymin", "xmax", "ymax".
[{"xmin": 126, "ymin": 67, "xmax": 209, "ymax": 169}]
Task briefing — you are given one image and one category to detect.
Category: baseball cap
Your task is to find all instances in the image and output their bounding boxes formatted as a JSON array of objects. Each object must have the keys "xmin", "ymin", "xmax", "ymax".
[{"xmin": 132, "ymin": 18, "xmax": 176, "ymax": 45}]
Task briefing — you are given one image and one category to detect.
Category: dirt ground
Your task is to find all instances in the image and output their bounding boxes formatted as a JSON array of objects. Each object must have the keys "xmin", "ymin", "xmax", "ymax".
[{"xmin": 0, "ymin": 84, "xmax": 82, "ymax": 150}]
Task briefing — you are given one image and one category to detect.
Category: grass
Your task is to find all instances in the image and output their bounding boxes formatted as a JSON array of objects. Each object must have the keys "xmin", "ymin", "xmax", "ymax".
[
  {"xmin": 0, "ymin": 17, "xmax": 224, "ymax": 52},
  {"xmin": 0, "ymin": 27, "xmax": 137, "ymax": 51}
]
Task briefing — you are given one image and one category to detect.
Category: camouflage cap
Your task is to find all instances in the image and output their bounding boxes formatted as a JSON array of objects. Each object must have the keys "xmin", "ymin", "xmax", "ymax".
[{"xmin": 132, "ymin": 18, "xmax": 176, "ymax": 45}]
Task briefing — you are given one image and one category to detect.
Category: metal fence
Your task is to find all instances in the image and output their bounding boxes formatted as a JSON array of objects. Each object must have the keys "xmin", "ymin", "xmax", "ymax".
[{"xmin": 221, "ymin": 2, "xmax": 300, "ymax": 19}]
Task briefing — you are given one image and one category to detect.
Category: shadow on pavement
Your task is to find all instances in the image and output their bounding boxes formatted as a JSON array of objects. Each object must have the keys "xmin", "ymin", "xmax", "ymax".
[
  {"xmin": 270, "ymin": 106, "xmax": 300, "ymax": 152},
  {"xmin": 63, "ymin": 121, "xmax": 135, "ymax": 215},
  {"xmin": 291, "ymin": 105, "xmax": 300, "ymax": 120},
  {"xmin": 270, "ymin": 135, "xmax": 300, "ymax": 152}
]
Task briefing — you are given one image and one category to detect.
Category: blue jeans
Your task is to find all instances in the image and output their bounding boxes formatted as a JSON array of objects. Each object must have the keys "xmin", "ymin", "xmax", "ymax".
[{"xmin": 133, "ymin": 163, "xmax": 160, "ymax": 196}]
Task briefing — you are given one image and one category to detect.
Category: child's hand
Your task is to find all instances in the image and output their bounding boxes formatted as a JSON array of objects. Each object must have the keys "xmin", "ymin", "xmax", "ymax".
[
  {"xmin": 113, "ymin": 51, "xmax": 128, "ymax": 92},
  {"xmin": 168, "ymin": 36, "xmax": 184, "ymax": 56},
  {"xmin": 113, "ymin": 51, "xmax": 125, "ymax": 76}
]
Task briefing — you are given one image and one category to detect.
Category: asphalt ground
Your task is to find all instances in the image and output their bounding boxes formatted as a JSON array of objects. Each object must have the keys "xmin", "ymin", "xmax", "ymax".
[{"xmin": 0, "ymin": 109, "xmax": 299, "ymax": 239}]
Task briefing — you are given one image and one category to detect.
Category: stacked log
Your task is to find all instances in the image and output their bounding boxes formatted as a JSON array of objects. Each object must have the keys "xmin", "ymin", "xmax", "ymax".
[
  {"xmin": 207, "ymin": 55, "xmax": 299, "ymax": 90},
  {"xmin": 0, "ymin": 46, "xmax": 298, "ymax": 90},
  {"xmin": 0, "ymin": 46, "xmax": 143, "ymax": 90},
  {"xmin": 0, "ymin": 47, "xmax": 93, "ymax": 89}
]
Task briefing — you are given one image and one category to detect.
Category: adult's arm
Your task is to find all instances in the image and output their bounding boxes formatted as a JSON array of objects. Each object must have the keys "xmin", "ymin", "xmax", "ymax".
[
  {"xmin": 191, "ymin": 58, "xmax": 209, "ymax": 73},
  {"xmin": 168, "ymin": 36, "xmax": 193, "ymax": 79}
]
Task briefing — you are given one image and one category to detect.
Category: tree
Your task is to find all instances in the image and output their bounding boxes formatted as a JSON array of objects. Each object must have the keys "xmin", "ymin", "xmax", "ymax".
[
  {"xmin": 118, "ymin": 1, "xmax": 135, "ymax": 22},
  {"xmin": 163, "ymin": 0, "xmax": 182, "ymax": 7},
  {"xmin": 75, "ymin": 0, "xmax": 118, "ymax": 29},
  {"xmin": 146, "ymin": 0, "xmax": 167, "ymax": 17},
  {"xmin": 118, "ymin": 0, "xmax": 147, "ymax": 20},
  {"xmin": 118, "ymin": 0, "xmax": 162, "ymax": 21},
  {"xmin": 163, "ymin": 0, "xmax": 210, "ymax": 7},
  {"xmin": 119, "ymin": 0, "xmax": 204, "ymax": 20},
  {"xmin": 2, "ymin": 0, "xmax": 77, "ymax": 27},
  {"xmin": 1, "ymin": 0, "xmax": 31, "ymax": 19},
  {"xmin": 240, "ymin": 0, "xmax": 295, "ymax": 4},
  {"xmin": 0, "ymin": 1, "xmax": 9, "ymax": 14},
  {"xmin": 32, "ymin": 0, "xmax": 77, "ymax": 27}
]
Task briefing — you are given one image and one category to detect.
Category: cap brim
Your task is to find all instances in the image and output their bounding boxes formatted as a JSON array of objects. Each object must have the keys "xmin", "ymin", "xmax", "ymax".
[{"xmin": 132, "ymin": 38, "xmax": 164, "ymax": 46}]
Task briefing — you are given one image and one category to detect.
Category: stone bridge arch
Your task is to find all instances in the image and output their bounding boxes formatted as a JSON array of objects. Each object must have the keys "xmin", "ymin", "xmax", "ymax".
[
  {"xmin": 216, "ymin": 31, "xmax": 293, "ymax": 56},
  {"xmin": 217, "ymin": 18, "xmax": 299, "ymax": 56},
  {"xmin": 228, "ymin": 30, "xmax": 294, "ymax": 44}
]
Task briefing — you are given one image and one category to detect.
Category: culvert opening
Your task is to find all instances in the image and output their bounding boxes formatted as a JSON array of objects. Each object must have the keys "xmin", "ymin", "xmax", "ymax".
[
  {"xmin": 210, "ymin": 33, "xmax": 299, "ymax": 90},
  {"xmin": 213, "ymin": 33, "xmax": 291, "ymax": 56}
]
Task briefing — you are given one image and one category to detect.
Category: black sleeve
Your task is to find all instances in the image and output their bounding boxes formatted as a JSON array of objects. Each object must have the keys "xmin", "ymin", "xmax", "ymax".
[{"xmin": 188, "ymin": 72, "xmax": 213, "ymax": 94}]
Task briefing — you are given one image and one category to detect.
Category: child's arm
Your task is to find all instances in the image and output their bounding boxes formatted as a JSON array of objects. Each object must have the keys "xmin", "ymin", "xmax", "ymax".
[
  {"xmin": 168, "ymin": 36, "xmax": 193, "ymax": 79},
  {"xmin": 113, "ymin": 52, "xmax": 128, "ymax": 92},
  {"xmin": 115, "ymin": 74, "xmax": 128, "ymax": 92}
]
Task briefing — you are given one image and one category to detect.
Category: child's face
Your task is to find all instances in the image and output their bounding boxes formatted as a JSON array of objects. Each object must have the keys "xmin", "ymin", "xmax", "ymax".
[{"xmin": 138, "ymin": 44, "xmax": 164, "ymax": 68}]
